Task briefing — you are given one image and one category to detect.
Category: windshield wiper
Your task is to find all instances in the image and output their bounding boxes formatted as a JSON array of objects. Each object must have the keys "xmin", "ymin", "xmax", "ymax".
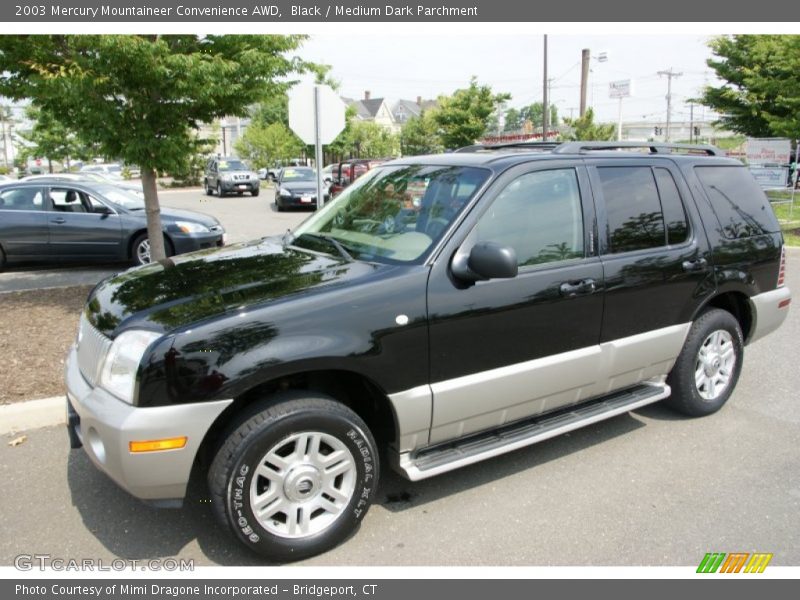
[{"xmin": 293, "ymin": 232, "xmax": 354, "ymax": 262}]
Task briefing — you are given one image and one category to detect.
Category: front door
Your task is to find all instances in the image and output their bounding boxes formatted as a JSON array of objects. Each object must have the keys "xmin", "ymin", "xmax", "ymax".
[
  {"xmin": 426, "ymin": 163, "xmax": 605, "ymax": 445},
  {"xmin": 46, "ymin": 186, "xmax": 123, "ymax": 258}
]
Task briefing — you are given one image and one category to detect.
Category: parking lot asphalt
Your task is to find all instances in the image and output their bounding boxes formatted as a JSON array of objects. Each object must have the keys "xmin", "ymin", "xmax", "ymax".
[
  {"xmin": 1, "ymin": 254, "xmax": 798, "ymax": 567},
  {"xmin": 0, "ymin": 187, "xmax": 310, "ymax": 293}
]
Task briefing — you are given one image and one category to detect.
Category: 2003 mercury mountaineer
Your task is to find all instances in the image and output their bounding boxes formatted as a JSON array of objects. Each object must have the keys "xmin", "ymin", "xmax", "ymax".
[{"xmin": 66, "ymin": 142, "xmax": 791, "ymax": 561}]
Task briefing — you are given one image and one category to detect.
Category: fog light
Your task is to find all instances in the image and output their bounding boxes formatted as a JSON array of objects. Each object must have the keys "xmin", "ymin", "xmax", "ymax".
[{"xmin": 129, "ymin": 437, "xmax": 187, "ymax": 453}]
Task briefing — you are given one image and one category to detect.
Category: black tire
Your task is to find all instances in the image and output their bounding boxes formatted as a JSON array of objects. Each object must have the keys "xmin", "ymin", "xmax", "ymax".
[
  {"xmin": 208, "ymin": 392, "xmax": 379, "ymax": 562},
  {"xmin": 217, "ymin": 183, "xmax": 226, "ymax": 198},
  {"xmin": 131, "ymin": 233, "xmax": 173, "ymax": 266},
  {"xmin": 205, "ymin": 180, "xmax": 214, "ymax": 196},
  {"xmin": 0, "ymin": 245, "xmax": 6, "ymax": 272},
  {"xmin": 252, "ymin": 189, "xmax": 260, "ymax": 197},
  {"xmin": 276, "ymin": 198, "xmax": 284, "ymax": 212},
  {"xmin": 665, "ymin": 308, "xmax": 744, "ymax": 417}
]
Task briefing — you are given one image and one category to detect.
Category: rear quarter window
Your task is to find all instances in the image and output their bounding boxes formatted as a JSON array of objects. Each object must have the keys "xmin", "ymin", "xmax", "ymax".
[{"xmin": 694, "ymin": 166, "xmax": 780, "ymax": 239}]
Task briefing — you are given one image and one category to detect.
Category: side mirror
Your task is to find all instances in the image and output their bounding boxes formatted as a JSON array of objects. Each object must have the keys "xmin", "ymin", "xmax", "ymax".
[
  {"xmin": 452, "ymin": 241, "xmax": 518, "ymax": 282},
  {"xmin": 93, "ymin": 204, "xmax": 113, "ymax": 215}
]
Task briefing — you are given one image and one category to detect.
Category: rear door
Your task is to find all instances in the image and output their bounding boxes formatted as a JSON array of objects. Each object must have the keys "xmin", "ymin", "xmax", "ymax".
[
  {"xmin": 46, "ymin": 186, "xmax": 124, "ymax": 258},
  {"xmin": 587, "ymin": 159, "xmax": 714, "ymax": 390},
  {"xmin": 426, "ymin": 161, "xmax": 605, "ymax": 444},
  {"xmin": 0, "ymin": 185, "xmax": 48, "ymax": 257}
]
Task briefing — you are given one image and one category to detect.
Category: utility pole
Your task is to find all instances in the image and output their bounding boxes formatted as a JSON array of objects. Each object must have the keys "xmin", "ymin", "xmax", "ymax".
[
  {"xmin": 658, "ymin": 68, "xmax": 682, "ymax": 142},
  {"xmin": 580, "ymin": 49, "xmax": 590, "ymax": 117},
  {"xmin": 542, "ymin": 35, "xmax": 549, "ymax": 140}
]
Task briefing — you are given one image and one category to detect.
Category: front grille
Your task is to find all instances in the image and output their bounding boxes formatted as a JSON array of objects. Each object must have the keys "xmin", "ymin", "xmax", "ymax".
[
  {"xmin": 76, "ymin": 313, "xmax": 112, "ymax": 387},
  {"xmin": 233, "ymin": 174, "xmax": 249, "ymax": 181}
]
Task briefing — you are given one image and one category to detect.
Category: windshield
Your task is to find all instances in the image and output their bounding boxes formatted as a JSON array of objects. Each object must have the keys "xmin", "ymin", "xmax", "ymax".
[
  {"xmin": 282, "ymin": 168, "xmax": 316, "ymax": 182},
  {"xmin": 95, "ymin": 185, "xmax": 145, "ymax": 210},
  {"xmin": 292, "ymin": 164, "xmax": 490, "ymax": 264},
  {"xmin": 218, "ymin": 159, "xmax": 248, "ymax": 172}
]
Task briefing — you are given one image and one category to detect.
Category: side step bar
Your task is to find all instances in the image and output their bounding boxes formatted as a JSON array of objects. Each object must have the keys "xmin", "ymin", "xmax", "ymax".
[{"xmin": 394, "ymin": 382, "xmax": 670, "ymax": 481}]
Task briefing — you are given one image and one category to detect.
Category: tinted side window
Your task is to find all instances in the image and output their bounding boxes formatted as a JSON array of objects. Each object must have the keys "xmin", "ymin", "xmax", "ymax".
[
  {"xmin": 695, "ymin": 166, "xmax": 780, "ymax": 239},
  {"xmin": 0, "ymin": 187, "xmax": 43, "ymax": 211},
  {"xmin": 598, "ymin": 167, "xmax": 664, "ymax": 254},
  {"xmin": 654, "ymin": 168, "xmax": 689, "ymax": 245},
  {"xmin": 475, "ymin": 169, "xmax": 584, "ymax": 267}
]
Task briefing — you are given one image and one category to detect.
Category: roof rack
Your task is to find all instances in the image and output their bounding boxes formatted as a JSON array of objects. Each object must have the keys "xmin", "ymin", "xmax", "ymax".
[
  {"xmin": 455, "ymin": 140, "xmax": 725, "ymax": 156},
  {"xmin": 454, "ymin": 141, "xmax": 561, "ymax": 153},
  {"xmin": 552, "ymin": 141, "xmax": 724, "ymax": 156}
]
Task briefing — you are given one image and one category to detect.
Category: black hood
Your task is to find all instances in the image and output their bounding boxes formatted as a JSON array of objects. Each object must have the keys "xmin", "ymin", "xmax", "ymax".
[{"xmin": 85, "ymin": 237, "xmax": 379, "ymax": 337}]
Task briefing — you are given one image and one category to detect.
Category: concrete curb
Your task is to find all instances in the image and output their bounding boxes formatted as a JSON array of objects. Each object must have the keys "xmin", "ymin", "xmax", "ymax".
[{"xmin": 1, "ymin": 396, "xmax": 65, "ymax": 435}]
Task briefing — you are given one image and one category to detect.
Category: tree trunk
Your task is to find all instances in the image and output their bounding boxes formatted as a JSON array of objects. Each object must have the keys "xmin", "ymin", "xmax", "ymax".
[
  {"xmin": 48, "ymin": 158, "xmax": 53, "ymax": 174},
  {"xmin": 141, "ymin": 167, "xmax": 167, "ymax": 263}
]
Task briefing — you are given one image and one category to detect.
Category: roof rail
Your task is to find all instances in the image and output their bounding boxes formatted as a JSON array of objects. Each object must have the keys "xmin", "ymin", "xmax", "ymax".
[
  {"xmin": 553, "ymin": 141, "xmax": 724, "ymax": 156},
  {"xmin": 454, "ymin": 141, "xmax": 562, "ymax": 153}
]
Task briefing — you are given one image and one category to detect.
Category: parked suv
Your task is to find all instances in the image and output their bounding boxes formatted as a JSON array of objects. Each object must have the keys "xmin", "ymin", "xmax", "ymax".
[
  {"xmin": 204, "ymin": 157, "xmax": 260, "ymax": 197},
  {"xmin": 66, "ymin": 142, "xmax": 790, "ymax": 561}
]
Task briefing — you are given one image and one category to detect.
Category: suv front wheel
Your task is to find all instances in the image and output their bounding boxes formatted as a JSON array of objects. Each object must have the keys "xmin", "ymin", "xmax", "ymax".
[
  {"xmin": 208, "ymin": 393, "xmax": 379, "ymax": 561},
  {"xmin": 666, "ymin": 308, "xmax": 744, "ymax": 417}
]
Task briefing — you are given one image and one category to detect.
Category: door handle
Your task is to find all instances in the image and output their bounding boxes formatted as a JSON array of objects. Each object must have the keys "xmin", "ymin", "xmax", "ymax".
[
  {"xmin": 51, "ymin": 217, "xmax": 66, "ymax": 224},
  {"xmin": 682, "ymin": 258, "xmax": 708, "ymax": 272},
  {"xmin": 559, "ymin": 278, "xmax": 596, "ymax": 298}
]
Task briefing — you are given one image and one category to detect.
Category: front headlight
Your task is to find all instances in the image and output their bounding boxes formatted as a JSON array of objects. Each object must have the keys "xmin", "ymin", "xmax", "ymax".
[
  {"xmin": 175, "ymin": 220, "xmax": 210, "ymax": 234},
  {"xmin": 221, "ymin": 174, "xmax": 232, "ymax": 182},
  {"xmin": 279, "ymin": 187, "xmax": 291, "ymax": 197},
  {"xmin": 99, "ymin": 330, "xmax": 162, "ymax": 404}
]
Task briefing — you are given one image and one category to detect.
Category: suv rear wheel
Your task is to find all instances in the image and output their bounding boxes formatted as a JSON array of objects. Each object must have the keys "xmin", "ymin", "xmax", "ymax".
[
  {"xmin": 208, "ymin": 393, "xmax": 379, "ymax": 561},
  {"xmin": 666, "ymin": 308, "xmax": 744, "ymax": 417}
]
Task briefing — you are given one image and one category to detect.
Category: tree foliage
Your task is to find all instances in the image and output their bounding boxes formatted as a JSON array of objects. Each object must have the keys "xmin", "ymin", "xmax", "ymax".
[
  {"xmin": 434, "ymin": 77, "xmax": 511, "ymax": 149},
  {"xmin": 0, "ymin": 34, "xmax": 309, "ymax": 261},
  {"xmin": 400, "ymin": 110, "xmax": 444, "ymax": 156},
  {"xmin": 20, "ymin": 105, "xmax": 89, "ymax": 172},
  {"xmin": 234, "ymin": 121, "xmax": 303, "ymax": 168},
  {"xmin": 348, "ymin": 120, "xmax": 400, "ymax": 158},
  {"xmin": 562, "ymin": 108, "xmax": 616, "ymax": 141},
  {"xmin": 699, "ymin": 35, "xmax": 800, "ymax": 139}
]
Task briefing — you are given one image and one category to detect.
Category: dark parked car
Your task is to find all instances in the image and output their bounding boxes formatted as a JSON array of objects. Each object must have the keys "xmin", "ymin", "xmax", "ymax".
[
  {"xmin": 66, "ymin": 142, "xmax": 790, "ymax": 561},
  {"xmin": 0, "ymin": 180, "xmax": 224, "ymax": 269},
  {"xmin": 204, "ymin": 157, "xmax": 260, "ymax": 197},
  {"xmin": 274, "ymin": 166, "xmax": 327, "ymax": 211}
]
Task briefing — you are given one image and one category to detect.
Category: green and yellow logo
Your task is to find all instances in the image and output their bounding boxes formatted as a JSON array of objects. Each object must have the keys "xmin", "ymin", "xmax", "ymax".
[{"xmin": 697, "ymin": 552, "xmax": 773, "ymax": 573}]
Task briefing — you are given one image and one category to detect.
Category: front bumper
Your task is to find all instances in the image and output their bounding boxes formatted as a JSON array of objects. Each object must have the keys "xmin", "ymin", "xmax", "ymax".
[
  {"xmin": 171, "ymin": 230, "xmax": 225, "ymax": 255},
  {"xmin": 65, "ymin": 345, "xmax": 232, "ymax": 505},
  {"xmin": 220, "ymin": 180, "xmax": 259, "ymax": 193}
]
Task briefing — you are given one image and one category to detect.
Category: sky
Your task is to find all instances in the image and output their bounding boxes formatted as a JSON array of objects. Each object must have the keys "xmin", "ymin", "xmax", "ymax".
[{"xmin": 298, "ymin": 34, "xmax": 722, "ymax": 125}]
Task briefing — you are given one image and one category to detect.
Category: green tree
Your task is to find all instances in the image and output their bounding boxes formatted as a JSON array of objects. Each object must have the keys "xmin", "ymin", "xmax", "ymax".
[
  {"xmin": 563, "ymin": 108, "xmax": 616, "ymax": 141},
  {"xmin": 20, "ymin": 105, "xmax": 89, "ymax": 172},
  {"xmin": 234, "ymin": 121, "xmax": 304, "ymax": 168},
  {"xmin": 349, "ymin": 121, "xmax": 399, "ymax": 158},
  {"xmin": 520, "ymin": 102, "xmax": 559, "ymax": 128},
  {"xmin": 400, "ymin": 110, "xmax": 443, "ymax": 156},
  {"xmin": 699, "ymin": 35, "xmax": 800, "ymax": 139},
  {"xmin": 0, "ymin": 34, "xmax": 309, "ymax": 261},
  {"xmin": 504, "ymin": 107, "xmax": 522, "ymax": 132},
  {"xmin": 434, "ymin": 77, "xmax": 511, "ymax": 149}
]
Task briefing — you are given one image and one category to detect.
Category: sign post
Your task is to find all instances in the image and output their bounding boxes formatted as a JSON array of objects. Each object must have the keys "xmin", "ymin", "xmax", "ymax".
[
  {"xmin": 288, "ymin": 84, "xmax": 346, "ymax": 209},
  {"xmin": 608, "ymin": 79, "xmax": 632, "ymax": 141}
]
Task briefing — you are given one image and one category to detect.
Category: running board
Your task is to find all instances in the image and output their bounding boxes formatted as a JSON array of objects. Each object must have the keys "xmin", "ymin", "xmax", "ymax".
[{"xmin": 394, "ymin": 383, "xmax": 670, "ymax": 481}]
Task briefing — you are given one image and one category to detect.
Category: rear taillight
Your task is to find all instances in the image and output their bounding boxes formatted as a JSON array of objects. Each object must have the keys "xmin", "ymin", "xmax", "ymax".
[{"xmin": 778, "ymin": 245, "xmax": 786, "ymax": 288}]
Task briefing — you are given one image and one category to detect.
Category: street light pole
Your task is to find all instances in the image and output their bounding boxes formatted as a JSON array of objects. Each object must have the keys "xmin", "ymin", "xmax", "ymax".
[
  {"xmin": 658, "ymin": 68, "xmax": 682, "ymax": 142},
  {"xmin": 542, "ymin": 35, "xmax": 549, "ymax": 141}
]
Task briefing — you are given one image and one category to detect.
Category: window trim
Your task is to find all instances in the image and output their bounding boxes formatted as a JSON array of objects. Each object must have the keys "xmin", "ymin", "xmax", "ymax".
[
  {"xmin": 45, "ymin": 186, "xmax": 119, "ymax": 217},
  {"xmin": 440, "ymin": 162, "xmax": 597, "ymax": 275},
  {"xmin": 589, "ymin": 162, "xmax": 696, "ymax": 258}
]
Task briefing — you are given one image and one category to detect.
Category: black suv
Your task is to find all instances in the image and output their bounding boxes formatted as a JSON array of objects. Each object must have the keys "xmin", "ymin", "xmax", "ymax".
[
  {"xmin": 204, "ymin": 156, "xmax": 260, "ymax": 197},
  {"xmin": 66, "ymin": 142, "xmax": 791, "ymax": 561}
]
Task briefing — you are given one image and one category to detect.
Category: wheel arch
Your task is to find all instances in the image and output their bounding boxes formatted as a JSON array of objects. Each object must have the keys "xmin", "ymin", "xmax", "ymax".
[
  {"xmin": 693, "ymin": 290, "xmax": 754, "ymax": 343},
  {"xmin": 127, "ymin": 228, "xmax": 174, "ymax": 259},
  {"xmin": 192, "ymin": 368, "xmax": 399, "ymax": 478}
]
